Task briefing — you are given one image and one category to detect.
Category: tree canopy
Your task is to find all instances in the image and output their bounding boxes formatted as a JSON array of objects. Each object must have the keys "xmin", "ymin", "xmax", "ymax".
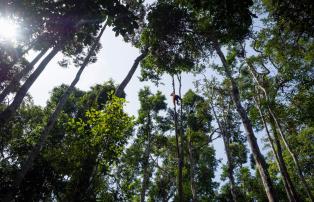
[{"xmin": 0, "ymin": 0, "xmax": 313, "ymax": 201}]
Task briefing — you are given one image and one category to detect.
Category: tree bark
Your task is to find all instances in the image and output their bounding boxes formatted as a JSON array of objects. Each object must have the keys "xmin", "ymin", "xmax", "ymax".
[
  {"xmin": 211, "ymin": 39, "xmax": 277, "ymax": 202},
  {"xmin": 115, "ymin": 48, "xmax": 148, "ymax": 98},
  {"xmin": 171, "ymin": 75, "xmax": 184, "ymax": 202},
  {"xmin": 268, "ymin": 108, "xmax": 314, "ymax": 202},
  {"xmin": 0, "ymin": 47, "xmax": 49, "ymax": 103},
  {"xmin": 0, "ymin": 45, "xmax": 61, "ymax": 125},
  {"xmin": 176, "ymin": 75, "xmax": 186, "ymax": 201},
  {"xmin": 254, "ymin": 96, "xmax": 299, "ymax": 202},
  {"xmin": 2, "ymin": 24, "xmax": 107, "ymax": 202},
  {"xmin": 177, "ymin": 75, "xmax": 185, "ymax": 171},
  {"xmin": 247, "ymin": 63, "xmax": 312, "ymax": 201}
]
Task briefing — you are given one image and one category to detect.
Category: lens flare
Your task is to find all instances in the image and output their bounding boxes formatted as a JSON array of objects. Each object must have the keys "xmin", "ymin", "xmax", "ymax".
[{"xmin": 0, "ymin": 18, "xmax": 18, "ymax": 41}]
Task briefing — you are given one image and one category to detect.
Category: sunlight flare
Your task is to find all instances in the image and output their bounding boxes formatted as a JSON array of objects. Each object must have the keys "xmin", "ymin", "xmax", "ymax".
[{"xmin": 0, "ymin": 18, "xmax": 18, "ymax": 41}]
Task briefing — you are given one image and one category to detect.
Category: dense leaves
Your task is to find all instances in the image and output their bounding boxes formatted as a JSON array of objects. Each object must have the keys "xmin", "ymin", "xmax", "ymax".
[{"xmin": 0, "ymin": 0, "xmax": 313, "ymax": 201}]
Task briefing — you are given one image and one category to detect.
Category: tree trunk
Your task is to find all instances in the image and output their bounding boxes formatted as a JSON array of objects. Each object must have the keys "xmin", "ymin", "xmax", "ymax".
[
  {"xmin": 210, "ymin": 99, "xmax": 239, "ymax": 202},
  {"xmin": 0, "ymin": 6, "xmax": 89, "ymax": 124},
  {"xmin": 254, "ymin": 96, "xmax": 299, "ymax": 202},
  {"xmin": 115, "ymin": 48, "xmax": 148, "ymax": 98},
  {"xmin": 188, "ymin": 138, "xmax": 197, "ymax": 202},
  {"xmin": 271, "ymin": 122, "xmax": 300, "ymax": 202},
  {"xmin": 211, "ymin": 39, "xmax": 277, "ymax": 202},
  {"xmin": 0, "ymin": 45, "xmax": 61, "ymax": 125},
  {"xmin": 177, "ymin": 75, "xmax": 185, "ymax": 170},
  {"xmin": 0, "ymin": 47, "xmax": 49, "ymax": 103},
  {"xmin": 248, "ymin": 63, "xmax": 312, "ymax": 201},
  {"xmin": 268, "ymin": 107, "xmax": 314, "ymax": 202},
  {"xmin": 2, "ymin": 24, "xmax": 107, "ymax": 202},
  {"xmin": 171, "ymin": 75, "xmax": 184, "ymax": 202}
]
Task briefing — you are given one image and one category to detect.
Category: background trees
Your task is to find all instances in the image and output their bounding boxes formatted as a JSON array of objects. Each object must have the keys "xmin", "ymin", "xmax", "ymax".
[{"xmin": 0, "ymin": 0, "xmax": 313, "ymax": 201}]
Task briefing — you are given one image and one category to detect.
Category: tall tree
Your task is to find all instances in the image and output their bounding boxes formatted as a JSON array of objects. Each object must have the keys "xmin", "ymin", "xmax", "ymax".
[
  {"xmin": 110, "ymin": 87, "xmax": 168, "ymax": 201},
  {"xmin": 244, "ymin": 8, "xmax": 314, "ymax": 199},
  {"xmin": 141, "ymin": 1, "xmax": 276, "ymax": 200},
  {"xmin": 0, "ymin": 47, "xmax": 49, "ymax": 103},
  {"xmin": 182, "ymin": 89, "xmax": 218, "ymax": 201},
  {"xmin": 0, "ymin": 0, "xmax": 140, "ymax": 123},
  {"xmin": 0, "ymin": 80, "xmax": 134, "ymax": 201},
  {"xmin": 137, "ymin": 87, "xmax": 167, "ymax": 202},
  {"xmin": 2, "ymin": 23, "xmax": 108, "ymax": 201},
  {"xmin": 209, "ymin": 88, "xmax": 243, "ymax": 202},
  {"xmin": 253, "ymin": 93, "xmax": 299, "ymax": 202}
]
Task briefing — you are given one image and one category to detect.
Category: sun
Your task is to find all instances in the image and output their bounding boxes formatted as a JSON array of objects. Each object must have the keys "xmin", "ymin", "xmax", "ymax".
[{"xmin": 0, "ymin": 18, "xmax": 18, "ymax": 41}]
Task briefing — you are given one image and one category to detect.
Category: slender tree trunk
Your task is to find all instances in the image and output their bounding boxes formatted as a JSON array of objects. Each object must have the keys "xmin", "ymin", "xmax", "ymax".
[
  {"xmin": 210, "ymin": 99, "xmax": 239, "ymax": 202},
  {"xmin": 177, "ymin": 75, "xmax": 185, "ymax": 201},
  {"xmin": 2, "ymin": 24, "xmax": 107, "ymax": 202},
  {"xmin": 254, "ymin": 96, "xmax": 299, "ymax": 202},
  {"xmin": 177, "ymin": 75, "xmax": 185, "ymax": 170},
  {"xmin": 247, "ymin": 63, "xmax": 312, "ymax": 201},
  {"xmin": 0, "ymin": 47, "xmax": 49, "ymax": 103},
  {"xmin": 0, "ymin": 45, "xmax": 62, "ymax": 125},
  {"xmin": 211, "ymin": 39, "xmax": 277, "ymax": 202},
  {"xmin": 268, "ymin": 108, "xmax": 314, "ymax": 202},
  {"xmin": 188, "ymin": 138, "xmax": 197, "ymax": 202},
  {"xmin": 140, "ymin": 113, "xmax": 152, "ymax": 202},
  {"xmin": 271, "ymin": 123, "xmax": 300, "ymax": 202},
  {"xmin": 0, "ymin": 7, "xmax": 88, "ymax": 124},
  {"xmin": 171, "ymin": 75, "xmax": 183, "ymax": 202},
  {"xmin": 115, "ymin": 48, "xmax": 148, "ymax": 98}
]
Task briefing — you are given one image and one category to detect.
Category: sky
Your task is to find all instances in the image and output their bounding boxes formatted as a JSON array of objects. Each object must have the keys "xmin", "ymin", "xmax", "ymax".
[
  {"xmin": 0, "ymin": 0, "xmax": 275, "ymax": 193},
  {"xmin": 23, "ymin": 13, "xmax": 269, "ymax": 185},
  {"xmin": 25, "ymin": 26, "xmax": 229, "ymax": 182},
  {"xmin": 28, "ymin": 28, "xmax": 196, "ymax": 117}
]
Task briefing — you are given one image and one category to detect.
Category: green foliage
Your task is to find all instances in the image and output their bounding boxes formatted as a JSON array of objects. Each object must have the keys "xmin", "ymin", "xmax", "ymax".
[
  {"xmin": 137, "ymin": 86, "xmax": 167, "ymax": 119},
  {"xmin": 177, "ymin": 0, "xmax": 255, "ymax": 43},
  {"xmin": 183, "ymin": 89, "xmax": 212, "ymax": 132},
  {"xmin": 109, "ymin": 87, "xmax": 168, "ymax": 201},
  {"xmin": 67, "ymin": 94, "xmax": 134, "ymax": 156},
  {"xmin": 236, "ymin": 167, "xmax": 268, "ymax": 201},
  {"xmin": 0, "ymin": 0, "xmax": 143, "ymax": 98},
  {"xmin": 0, "ymin": 0, "xmax": 313, "ymax": 201},
  {"xmin": 51, "ymin": 93, "xmax": 134, "ymax": 201},
  {"xmin": 0, "ymin": 82, "xmax": 136, "ymax": 200},
  {"xmin": 181, "ymin": 90, "xmax": 219, "ymax": 201},
  {"xmin": 195, "ymin": 146, "xmax": 219, "ymax": 201},
  {"xmin": 286, "ymin": 127, "xmax": 314, "ymax": 181},
  {"xmin": 263, "ymin": 0, "xmax": 314, "ymax": 36},
  {"xmin": 140, "ymin": 1, "xmax": 204, "ymax": 81}
]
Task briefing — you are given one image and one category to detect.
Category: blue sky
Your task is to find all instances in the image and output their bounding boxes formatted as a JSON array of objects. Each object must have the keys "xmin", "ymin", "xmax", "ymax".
[
  {"xmin": 27, "ymin": 25, "xmax": 229, "ymax": 183},
  {"xmin": 0, "ymin": 0, "xmax": 272, "ymax": 193},
  {"xmin": 27, "ymin": 19, "xmax": 269, "ymax": 186}
]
